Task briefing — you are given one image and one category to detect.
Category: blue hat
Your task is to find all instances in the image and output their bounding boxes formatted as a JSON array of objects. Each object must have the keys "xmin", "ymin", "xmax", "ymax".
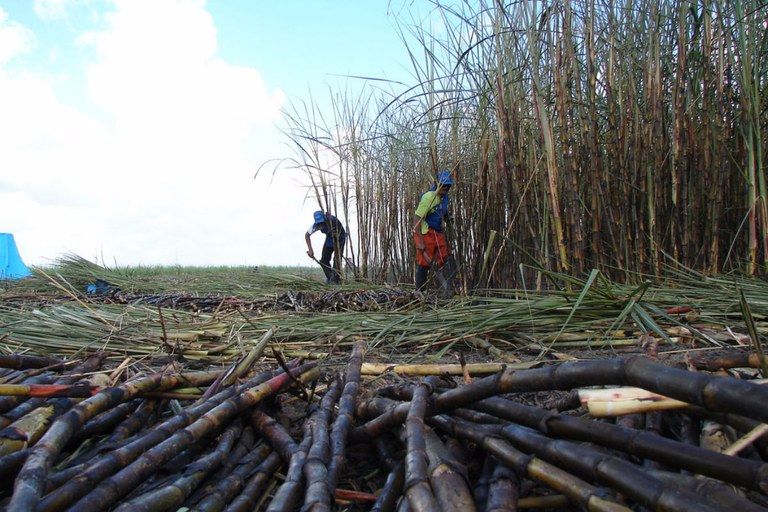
[
  {"xmin": 313, "ymin": 211, "xmax": 325, "ymax": 224},
  {"xmin": 437, "ymin": 170, "xmax": 454, "ymax": 186}
]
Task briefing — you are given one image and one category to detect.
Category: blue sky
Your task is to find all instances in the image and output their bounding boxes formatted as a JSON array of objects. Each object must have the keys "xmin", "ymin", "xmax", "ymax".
[{"xmin": 0, "ymin": 0, "xmax": 436, "ymax": 266}]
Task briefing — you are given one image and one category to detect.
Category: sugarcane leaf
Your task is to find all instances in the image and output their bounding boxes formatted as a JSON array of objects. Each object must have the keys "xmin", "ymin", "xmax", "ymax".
[
  {"xmin": 548, "ymin": 269, "xmax": 600, "ymax": 345},
  {"xmin": 738, "ymin": 288, "xmax": 768, "ymax": 378},
  {"xmin": 633, "ymin": 303, "xmax": 673, "ymax": 345},
  {"xmin": 604, "ymin": 298, "xmax": 637, "ymax": 341}
]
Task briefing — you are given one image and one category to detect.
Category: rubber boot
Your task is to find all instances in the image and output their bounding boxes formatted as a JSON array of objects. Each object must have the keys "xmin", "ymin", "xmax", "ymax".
[{"xmin": 415, "ymin": 266, "xmax": 429, "ymax": 291}]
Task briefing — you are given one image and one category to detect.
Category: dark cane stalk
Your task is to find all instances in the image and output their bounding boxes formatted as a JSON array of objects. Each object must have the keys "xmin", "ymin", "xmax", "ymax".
[
  {"xmin": 111, "ymin": 420, "xmax": 244, "ymax": 512},
  {"xmin": 66, "ymin": 365, "xmax": 318, "ymax": 512},
  {"xmin": 403, "ymin": 381, "xmax": 440, "ymax": 512},
  {"xmin": 302, "ymin": 377, "xmax": 343, "ymax": 512},
  {"xmin": 326, "ymin": 341, "xmax": 365, "ymax": 491}
]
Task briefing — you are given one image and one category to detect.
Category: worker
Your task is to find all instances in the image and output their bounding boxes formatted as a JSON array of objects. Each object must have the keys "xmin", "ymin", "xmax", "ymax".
[
  {"xmin": 305, "ymin": 210, "xmax": 346, "ymax": 284},
  {"xmin": 412, "ymin": 170, "xmax": 454, "ymax": 291}
]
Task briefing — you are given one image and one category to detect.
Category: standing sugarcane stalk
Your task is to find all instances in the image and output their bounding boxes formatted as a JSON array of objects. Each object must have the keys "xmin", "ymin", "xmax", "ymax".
[
  {"xmin": 326, "ymin": 341, "xmax": 365, "ymax": 492},
  {"xmin": 403, "ymin": 380, "xmax": 440, "ymax": 512},
  {"xmin": 111, "ymin": 420, "xmax": 245, "ymax": 512},
  {"xmin": 430, "ymin": 415, "xmax": 629, "ymax": 512},
  {"xmin": 64, "ymin": 364, "xmax": 318, "ymax": 512},
  {"xmin": 35, "ymin": 369, "xmax": 283, "ymax": 512},
  {"xmin": 302, "ymin": 377, "xmax": 343, "ymax": 512}
]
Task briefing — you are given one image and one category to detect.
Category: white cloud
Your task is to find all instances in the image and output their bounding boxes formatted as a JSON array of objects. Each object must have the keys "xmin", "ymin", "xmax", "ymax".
[
  {"xmin": 1, "ymin": 0, "xmax": 321, "ymax": 267},
  {"xmin": 0, "ymin": 7, "xmax": 35, "ymax": 63}
]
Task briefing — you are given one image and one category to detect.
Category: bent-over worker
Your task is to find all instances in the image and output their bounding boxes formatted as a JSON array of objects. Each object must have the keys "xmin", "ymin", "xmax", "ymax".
[{"xmin": 305, "ymin": 210, "xmax": 346, "ymax": 284}]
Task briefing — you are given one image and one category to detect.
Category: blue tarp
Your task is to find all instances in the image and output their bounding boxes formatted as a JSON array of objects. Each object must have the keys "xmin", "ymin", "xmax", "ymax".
[{"xmin": 0, "ymin": 233, "xmax": 31, "ymax": 280}]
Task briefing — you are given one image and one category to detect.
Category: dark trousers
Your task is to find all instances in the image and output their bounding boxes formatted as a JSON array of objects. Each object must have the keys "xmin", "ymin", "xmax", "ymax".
[{"xmin": 320, "ymin": 237, "xmax": 345, "ymax": 283}]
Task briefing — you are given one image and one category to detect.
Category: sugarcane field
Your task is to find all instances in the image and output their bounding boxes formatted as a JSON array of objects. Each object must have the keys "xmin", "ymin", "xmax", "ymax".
[{"xmin": 2, "ymin": 0, "xmax": 768, "ymax": 511}]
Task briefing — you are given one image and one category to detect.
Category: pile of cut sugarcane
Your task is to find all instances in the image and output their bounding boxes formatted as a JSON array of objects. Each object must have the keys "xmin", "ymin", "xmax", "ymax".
[
  {"xmin": 1, "ymin": 345, "xmax": 768, "ymax": 511},
  {"xmin": 89, "ymin": 288, "xmax": 424, "ymax": 313}
]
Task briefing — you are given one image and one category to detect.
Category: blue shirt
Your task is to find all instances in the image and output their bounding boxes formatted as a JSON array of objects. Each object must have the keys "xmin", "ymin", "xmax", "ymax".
[
  {"xmin": 423, "ymin": 185, "xmax": 449, "ymax": 232},
  {"xmin": 307, "ymin": 214, "xmax": 346, "ymax": 248}
]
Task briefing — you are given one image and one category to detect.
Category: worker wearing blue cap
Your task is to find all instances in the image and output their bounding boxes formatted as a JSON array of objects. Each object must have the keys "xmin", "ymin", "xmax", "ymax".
[
  {"xmin": 305, "ymin": 210, "xmax": 347, "ymax": 283},
  {"xmin": 412, "ymin": 170, "xmax": 454, "ymax": 291}
]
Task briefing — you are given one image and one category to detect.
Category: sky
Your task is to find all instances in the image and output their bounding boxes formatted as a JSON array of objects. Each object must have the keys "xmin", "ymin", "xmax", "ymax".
[{"xmin": 0, "ymin": 0, "xmax": 432, "ymax": 267}]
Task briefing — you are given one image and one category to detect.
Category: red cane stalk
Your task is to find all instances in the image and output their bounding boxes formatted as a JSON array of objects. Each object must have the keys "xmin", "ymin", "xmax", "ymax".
[
  {"xmin": 0, "ymin": 354, "xmax": 105, "ymax": 429},
  {"xmin": 11, "ymin": 369, "xmax": 222, "ymax": 512},
  {"xmin": 0, "ymin": 375, "xmax": 57, "ymax": 415},
  {"xmin": 0, "ymin": 373, "xmax": 111, "ymax": 457}
]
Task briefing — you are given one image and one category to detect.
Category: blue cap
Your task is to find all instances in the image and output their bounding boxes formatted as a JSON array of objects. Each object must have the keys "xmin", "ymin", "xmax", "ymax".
[
  {"xmin": 437, "ymin": 170, "xmax": 454, "ymax": 186},
  {"xmin": 313, "ymin": 211, "xmax": 325, "ymax": 224}
]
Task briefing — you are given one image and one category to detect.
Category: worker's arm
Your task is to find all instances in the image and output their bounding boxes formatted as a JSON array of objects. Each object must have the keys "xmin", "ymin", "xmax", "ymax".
[
  {"xmin": 412, "ymin": 216, "xmax": 432, "ymax": 265},
  {"xmin": 412, "ymin": 216, "xmax": 425, "ymax": 250},
  {"xmin": 305, "ymin": 232, "xmax": 314, "ymax": 259}
]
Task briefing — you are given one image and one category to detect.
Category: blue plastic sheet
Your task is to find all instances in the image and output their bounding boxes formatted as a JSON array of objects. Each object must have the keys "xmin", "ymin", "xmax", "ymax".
[{"xmin": 0, "ymin": 233, "xmax": 32, "ymax": 280}]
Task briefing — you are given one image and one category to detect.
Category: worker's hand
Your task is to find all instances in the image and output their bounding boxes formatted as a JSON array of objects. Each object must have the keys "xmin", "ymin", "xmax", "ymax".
[{"xmin": 306, "ymin": 249, "xmax": 315, "ymax": 260}]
